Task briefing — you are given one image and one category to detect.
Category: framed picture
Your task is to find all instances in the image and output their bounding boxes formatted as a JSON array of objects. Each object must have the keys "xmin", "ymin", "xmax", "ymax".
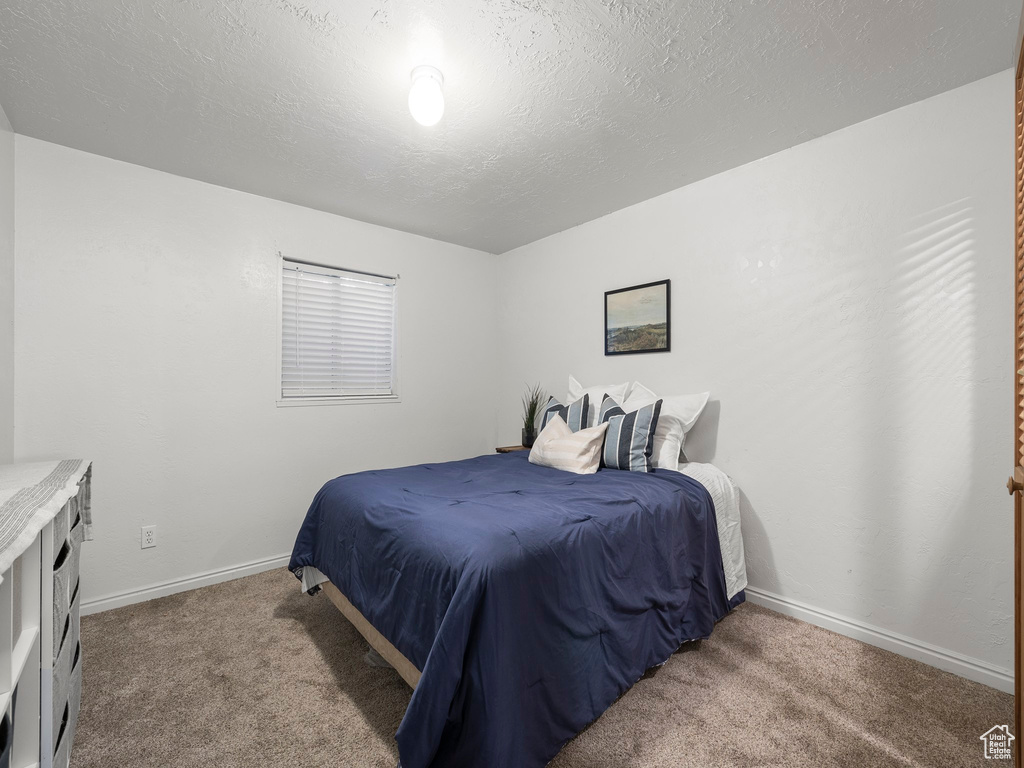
[{"xmin": 604, "ymin": 279, "xmax": 671, "ymax": 355}]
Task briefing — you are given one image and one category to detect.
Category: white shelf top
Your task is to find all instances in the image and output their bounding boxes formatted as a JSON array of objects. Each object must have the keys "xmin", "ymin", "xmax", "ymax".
[{"xmin": 0, "ymin": 460, "xmax": 90, "ymax": 581}]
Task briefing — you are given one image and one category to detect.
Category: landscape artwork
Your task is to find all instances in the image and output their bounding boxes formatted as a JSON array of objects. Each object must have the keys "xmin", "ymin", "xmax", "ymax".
[{"xmin": 604, "ymin": 280, "xmax": 671, "ymax": 355}]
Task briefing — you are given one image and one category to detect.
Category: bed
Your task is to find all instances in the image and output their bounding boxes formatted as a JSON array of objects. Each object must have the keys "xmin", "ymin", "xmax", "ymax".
[{"xmin": 289, "ymin": 450, "xmax": 746, "ymax": 768}]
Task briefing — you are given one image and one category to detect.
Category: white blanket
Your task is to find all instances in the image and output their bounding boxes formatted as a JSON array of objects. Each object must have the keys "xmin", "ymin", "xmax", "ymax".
[
  {"xmin": 0, "ymin": 459, "xmax": 92, "ymax": 582},
  {"xmin": 678, "ymin": 462, "xmax": 747, "ymax": 600}
]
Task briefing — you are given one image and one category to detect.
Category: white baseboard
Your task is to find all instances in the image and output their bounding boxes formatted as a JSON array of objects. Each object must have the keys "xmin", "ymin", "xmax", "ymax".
[
  {"xmin": 81, "ymin": 553, "xmax": 291, "ymax": 616},
  {"xmin": 744, "ymin": 586, "xmax": 1013, "ymax": 694}
]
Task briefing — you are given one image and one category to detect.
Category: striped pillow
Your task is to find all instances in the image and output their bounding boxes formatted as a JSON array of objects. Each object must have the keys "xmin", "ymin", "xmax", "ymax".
[
  {"xmin": 599, "ymin": 394, "xmax": 663, "ymax": 473},
  {"xmin": 597, "ymin": 393, "xmax": 624, "ymax": 424},
  {"xmin": 540, "ymin": 394, "xmax": 589, "ymax": 433}
]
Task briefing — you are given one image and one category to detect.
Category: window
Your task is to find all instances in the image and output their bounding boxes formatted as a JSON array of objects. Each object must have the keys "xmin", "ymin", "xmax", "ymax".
[{"xmin": 280, "ymin": 258, "xmax": 397, "ymax": 402}]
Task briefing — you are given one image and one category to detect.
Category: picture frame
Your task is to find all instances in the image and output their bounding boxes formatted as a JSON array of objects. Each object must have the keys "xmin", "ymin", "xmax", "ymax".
[{"xmin": 604, "ymin": 279, "xmax": 671, "ymax": 356}]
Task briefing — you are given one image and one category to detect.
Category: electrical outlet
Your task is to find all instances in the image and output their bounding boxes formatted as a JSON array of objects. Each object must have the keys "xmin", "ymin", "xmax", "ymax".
[{"xmin": 141, "ymin": 525, "xmax": 157, "ymax": 549}]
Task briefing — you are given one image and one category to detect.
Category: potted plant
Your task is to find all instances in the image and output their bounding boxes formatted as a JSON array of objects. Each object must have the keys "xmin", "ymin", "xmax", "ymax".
[{"xmin": 521, "ymin": 383, "xmax": 545, "ymax": 448}]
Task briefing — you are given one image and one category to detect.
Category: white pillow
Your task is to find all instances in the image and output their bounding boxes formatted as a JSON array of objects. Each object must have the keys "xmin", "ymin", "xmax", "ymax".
[
  {"xmin": 529, "ymin": 415, "xmax": 608, "ymax": 475},
  {"xmin": 567, "ymin": 375, "xmax": 631, "ymax": 428},
  {"xmin": 622, "ymin": 382, "xmax": 709, "ymax": 470}
]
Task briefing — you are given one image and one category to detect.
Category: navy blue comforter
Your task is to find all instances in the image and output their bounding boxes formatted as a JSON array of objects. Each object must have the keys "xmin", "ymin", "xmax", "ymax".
[{"xmin": 289, "ymin": 451, "xmax": 740, "ymax": 768}]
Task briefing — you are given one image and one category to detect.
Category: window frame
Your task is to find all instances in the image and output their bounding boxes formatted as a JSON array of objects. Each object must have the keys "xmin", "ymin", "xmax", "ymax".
[{"xmin": 275, "ymin": 254, "xmax": 401, "ymax": 407}]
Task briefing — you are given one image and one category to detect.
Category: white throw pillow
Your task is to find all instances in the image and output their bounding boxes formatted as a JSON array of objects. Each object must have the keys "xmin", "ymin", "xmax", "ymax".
[
  {"xmin": 567, "ymin": 375, "xmax": 631, "ymax": 428},
  {"xmin": 622, "ymin": 382, "xmax": 709, "ymax": 470},
  {"xmin": 529, "ymin": 415, "xmax": 609, "ymax": 475}
]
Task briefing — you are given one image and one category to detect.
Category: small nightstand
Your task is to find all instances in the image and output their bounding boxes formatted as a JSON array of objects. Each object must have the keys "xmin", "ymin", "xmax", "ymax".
[{"xmin": 496, "ymin": 445, "xmax": 529, "ymax": 453}]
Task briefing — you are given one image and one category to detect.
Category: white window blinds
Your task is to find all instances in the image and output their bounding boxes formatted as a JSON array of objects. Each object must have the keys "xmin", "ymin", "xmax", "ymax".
[{"xmin": 281, "ymin": 259, "xmax": 397, "ymax": 400}]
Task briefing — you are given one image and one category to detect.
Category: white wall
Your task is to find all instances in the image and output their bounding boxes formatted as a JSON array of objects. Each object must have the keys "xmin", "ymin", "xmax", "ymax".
[
  {"xmin": 14, "ymin": 136, "xmax": 498, "ymax": 605},
  {"xmin": 0, "ymin": 102, "xmax": 14, "ymax": 462},
  {"xmin": 497, "ymin": 70, "xmax": 1015, "ymax": 680}
]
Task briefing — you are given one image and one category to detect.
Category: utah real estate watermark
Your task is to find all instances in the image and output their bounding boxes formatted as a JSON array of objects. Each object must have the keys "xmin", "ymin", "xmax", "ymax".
[{"xmin": 980, "ymin": 725, "xmax": 1014, "ymax": 760}]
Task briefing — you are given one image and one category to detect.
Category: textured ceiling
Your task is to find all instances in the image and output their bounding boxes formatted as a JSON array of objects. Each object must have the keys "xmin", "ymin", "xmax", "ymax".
[{"xmin": 0, "ymin": 0, "xmax": 1019, "ymax": 254}]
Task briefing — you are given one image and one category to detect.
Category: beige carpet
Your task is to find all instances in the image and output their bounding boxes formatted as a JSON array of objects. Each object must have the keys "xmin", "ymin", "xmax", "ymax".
[{"xmin": 70, "ymin": 568, "xmax": 1010, "ymax": 768}]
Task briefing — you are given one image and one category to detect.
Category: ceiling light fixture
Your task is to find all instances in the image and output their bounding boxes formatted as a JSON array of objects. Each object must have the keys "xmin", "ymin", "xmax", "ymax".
[{"xmin": 408, "ymin": 65, "xmax": 444, "ymax": 127}]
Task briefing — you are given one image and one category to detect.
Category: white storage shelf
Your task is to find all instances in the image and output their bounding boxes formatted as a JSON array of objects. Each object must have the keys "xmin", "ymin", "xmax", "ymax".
[
  {"xmin": 0, "ymin": 462, "xmax": 89, "ymax": 768},
  {"xmin": 1, "ymin": 523, "xmax": 43, "ymax": 768}
]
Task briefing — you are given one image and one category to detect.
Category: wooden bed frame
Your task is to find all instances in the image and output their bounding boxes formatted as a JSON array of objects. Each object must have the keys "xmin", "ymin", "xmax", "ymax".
[{"xmin": 321, "ymin": 580, "xmax": 421, "ymax": 689}]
